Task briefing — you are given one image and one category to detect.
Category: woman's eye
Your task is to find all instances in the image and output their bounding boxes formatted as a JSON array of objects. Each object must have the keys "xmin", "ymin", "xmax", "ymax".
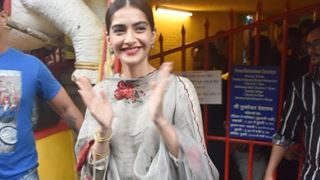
[
  {"xmin": 135, "ymin": 26, "xmax": 146, "ymax": 33},
  {"xmin": 113, "ymin": 28, "xmax": 125, "ymax": 35}
]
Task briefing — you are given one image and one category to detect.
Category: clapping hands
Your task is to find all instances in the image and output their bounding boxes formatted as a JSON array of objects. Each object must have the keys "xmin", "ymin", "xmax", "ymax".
[{"xmin": 75, "ymin": 77, "xmax": 113, "ymax": 130}]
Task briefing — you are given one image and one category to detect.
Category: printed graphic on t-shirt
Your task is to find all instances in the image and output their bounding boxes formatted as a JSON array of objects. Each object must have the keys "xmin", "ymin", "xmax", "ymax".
[{"xmin": 0, "ymin": 70, "xmax": 21, "ymax": 153}]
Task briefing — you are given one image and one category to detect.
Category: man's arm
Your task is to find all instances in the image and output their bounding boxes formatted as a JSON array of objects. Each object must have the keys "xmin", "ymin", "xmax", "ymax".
[
  {"xmin": 48, "ymin": 87, "xmax": 83, "ymax": 133},
  {"xmin": 264, "ymin": 145, "xmax": 286, "ymax": 180}
]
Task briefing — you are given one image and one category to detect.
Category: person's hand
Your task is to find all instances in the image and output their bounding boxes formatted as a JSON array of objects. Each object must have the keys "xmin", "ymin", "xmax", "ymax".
[
  {"xmin": 75, "ymin": 77, "xmax": 113, "ymax": 130},
  {"xmin": 263, "ymin": 171, "xmax": 274, "ymax": 180},
  {"xmin": 264, "ymin": 167, "xmax": 276, "ymax": 180},
  {"xmin": 149, "ymin": 62, "xmax": 172, "ymax": 125}
]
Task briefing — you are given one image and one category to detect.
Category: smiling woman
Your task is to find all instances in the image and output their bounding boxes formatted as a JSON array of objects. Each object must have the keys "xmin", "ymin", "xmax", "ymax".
[
  {"xmin": 74, "ymin": 0, "xmax": 219, "ymax": 179},
  {"xmin": 108, "ymin": 6, "xmax": 155, "ymax": 73}
]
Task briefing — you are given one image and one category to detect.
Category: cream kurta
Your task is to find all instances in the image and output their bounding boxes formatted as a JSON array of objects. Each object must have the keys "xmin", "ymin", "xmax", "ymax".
[{"xmin": 75, "ymin": 71, "xmax": 219, "ymax": 180}]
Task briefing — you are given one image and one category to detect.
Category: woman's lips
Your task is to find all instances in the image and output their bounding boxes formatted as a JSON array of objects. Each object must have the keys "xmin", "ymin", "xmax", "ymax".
[{"xmin": 121, "ymin": 47, "xmax": 140, "ymax": 56}]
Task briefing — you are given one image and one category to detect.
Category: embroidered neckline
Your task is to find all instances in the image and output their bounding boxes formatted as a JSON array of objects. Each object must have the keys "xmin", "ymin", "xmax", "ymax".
[{"xmin": 113, "ymin": 81, "xmax": 145, "ymax": 103}]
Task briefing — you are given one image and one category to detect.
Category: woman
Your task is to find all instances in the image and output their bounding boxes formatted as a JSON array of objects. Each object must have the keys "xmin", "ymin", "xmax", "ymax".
[{"xmin": 75, "ymin": 0, "xmax": 219, "ymax": 179}]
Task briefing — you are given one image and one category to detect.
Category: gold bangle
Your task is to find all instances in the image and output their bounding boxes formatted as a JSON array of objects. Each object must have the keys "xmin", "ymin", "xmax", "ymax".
[
  {"xmin": 93, "ymin": 150, "xmax": 109, "ymax": 158},
  {"xmin": 94, "ymin": 129, "xmax": 112, "ymax": 142}
]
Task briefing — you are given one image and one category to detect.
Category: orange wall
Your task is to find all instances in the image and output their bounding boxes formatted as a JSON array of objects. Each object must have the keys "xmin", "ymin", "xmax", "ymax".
[
  {"xmin": 35, "ymin": 123, "xmax": 78, "ymax": 180},
  {"xmin": 151, "ymin": 9, "xmax": 231, "ymax": 71}
]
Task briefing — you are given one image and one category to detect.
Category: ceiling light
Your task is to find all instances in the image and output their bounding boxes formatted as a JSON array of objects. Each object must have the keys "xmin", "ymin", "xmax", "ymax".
[{"xmin": 156, "ymin": 6, "xmax": 192, "ymax": 17}]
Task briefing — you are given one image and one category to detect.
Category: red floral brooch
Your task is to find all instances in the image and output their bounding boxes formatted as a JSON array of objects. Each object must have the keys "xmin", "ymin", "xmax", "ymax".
[{"xmin": 114, "ymin": 81, "xmax": 145, "ymax": 103}]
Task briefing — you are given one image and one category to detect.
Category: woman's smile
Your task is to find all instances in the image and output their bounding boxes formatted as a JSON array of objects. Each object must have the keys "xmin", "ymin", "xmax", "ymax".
[{"xmin": 121, "ymin": 46, "xmax": 141, "ymax": 56}]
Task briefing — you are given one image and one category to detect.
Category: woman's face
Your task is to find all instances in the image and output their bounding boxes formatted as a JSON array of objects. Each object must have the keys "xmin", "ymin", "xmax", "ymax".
[{"xmin": 108, "ymin": 6, "xmax": 155, "ymax": 66}]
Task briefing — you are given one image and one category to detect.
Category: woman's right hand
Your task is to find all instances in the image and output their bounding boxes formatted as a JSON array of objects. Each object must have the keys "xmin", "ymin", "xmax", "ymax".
[{"xmin": 75, "ymin": 77, "xmax": 113, "ymax": 130}]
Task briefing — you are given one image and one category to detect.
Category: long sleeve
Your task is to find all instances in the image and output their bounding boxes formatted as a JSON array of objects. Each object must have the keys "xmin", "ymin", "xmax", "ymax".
[
  {"xmin": 133, "ymin": 76, "xmax": 219, "ymax": 180},
  {"xmin": 273, "ymin": 81, "xmax": 305, "ymax": 148},
  {"xmin": 171, "ymin": 76, "xmax": 219, "ymax": 180},
  {"xmin": 75, "ymin": 73, "xmax": 220, "ymax": 180}
]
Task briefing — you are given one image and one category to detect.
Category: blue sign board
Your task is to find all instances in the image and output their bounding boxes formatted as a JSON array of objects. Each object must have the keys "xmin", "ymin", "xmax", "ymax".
[{"xmin": 229, "ymin": 66, "xmax": 279, "ymax": 141}]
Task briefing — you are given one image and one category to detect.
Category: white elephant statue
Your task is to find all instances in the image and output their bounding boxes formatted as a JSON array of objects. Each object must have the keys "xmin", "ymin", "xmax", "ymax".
[{"xmin": 5, "ymin": 0, "xmax": 110, "ymax": 83}]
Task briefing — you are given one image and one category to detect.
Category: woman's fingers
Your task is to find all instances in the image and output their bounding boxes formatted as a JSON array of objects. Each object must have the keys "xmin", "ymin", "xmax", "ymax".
[
  {"xmin": 157, "ymin": 62, "xmax": 173, "ymax": 95},
  {"xmin": 75, "ymin": 77, "xmax": 93, "ymax": 91},
  {"xmin": 159, "ymin": 62, "xmax": 172, "ymax": 81},
  {"xmin": 149, "ymin": 62, "xmax": 173, "ymax": 121},
  {"xmin": 75, "ymin": 76, "xmax": 96, "ymax": 107},
  {"xmin": 99, "ymin": 90, "xmax": 109, "ymax": 104}
]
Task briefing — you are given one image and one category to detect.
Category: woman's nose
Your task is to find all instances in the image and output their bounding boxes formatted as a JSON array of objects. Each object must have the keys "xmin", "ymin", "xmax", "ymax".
[{"xmin": 124, "ymin": 29, "xmax": 136, "ymax": 44}]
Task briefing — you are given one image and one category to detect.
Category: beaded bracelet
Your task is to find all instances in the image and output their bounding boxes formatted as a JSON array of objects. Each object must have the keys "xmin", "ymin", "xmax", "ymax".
[
  {"xmin": 94, "ymin": 129, "xmax": 112, "ymax": 142},
  {"xmin": 93, "ymin": 150, "xmax": 109, "ymax": 159}
]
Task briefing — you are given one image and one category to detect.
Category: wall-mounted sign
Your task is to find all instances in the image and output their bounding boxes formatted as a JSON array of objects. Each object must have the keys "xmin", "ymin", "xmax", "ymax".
[
  {"xmin": 229, "ymin": 66, "xmax": 279, "ymax": 141},
  {"xmin": 179, "ymin": 71, "xmax": 222, "ymax": 104}
]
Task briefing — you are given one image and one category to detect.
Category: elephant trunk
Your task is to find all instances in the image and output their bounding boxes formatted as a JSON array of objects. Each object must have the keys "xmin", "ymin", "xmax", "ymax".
[{"xmin": 21, "ymin": 0, "xmax": 106, "ymax": 83}]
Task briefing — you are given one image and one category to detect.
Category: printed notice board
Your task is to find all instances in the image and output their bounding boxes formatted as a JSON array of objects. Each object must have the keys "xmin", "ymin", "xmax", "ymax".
[
  {"xmin": 179, "ymin": 71, "xmax": 222, "ymax": 104},
  {"xmin": 229, "ymin": 66, "xmax": 279, "ymax": 141}
]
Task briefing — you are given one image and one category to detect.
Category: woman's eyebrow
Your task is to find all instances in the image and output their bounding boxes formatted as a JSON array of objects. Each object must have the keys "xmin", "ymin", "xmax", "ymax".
[
  {"xmin": 132, "ymin": 21, "xmax": 148, "ymax": 27},
  {"xmin": 111, "ymin": 24, "xmax": 125, "ymax": 30},
  {"xmin": 111, "ymin": 21, "xmax": 148, "ymax": 29}
]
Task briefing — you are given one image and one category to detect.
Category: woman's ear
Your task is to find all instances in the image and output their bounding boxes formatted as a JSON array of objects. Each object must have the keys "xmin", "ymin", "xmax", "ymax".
[
  {"xmin": 0, "ymin": 10, "xmax": 9, "ymax": 27},
  {"xmin": 106, "ymin": 32, "xmax": 110, "ymax": 42},
  {"xmin": 106, "ymin": 33, "xmax": 112, "ymax": 48},
  {"xmin": 151, "ymin": 30, "xmax": 156, "ymax": 46}
]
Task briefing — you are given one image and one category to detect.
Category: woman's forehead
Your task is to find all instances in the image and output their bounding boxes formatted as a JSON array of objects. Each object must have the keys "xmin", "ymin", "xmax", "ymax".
[{"xmin": 111, "ymin": 6, "xmax": 148, "ymax": 25}]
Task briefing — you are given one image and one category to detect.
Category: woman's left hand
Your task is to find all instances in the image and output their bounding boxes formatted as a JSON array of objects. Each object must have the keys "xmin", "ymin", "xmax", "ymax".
[
  {"xmin": 149, "ymin": 62, "xmax": 172, "ymax": 124},
  {"xmin": 149, "ymin": 63, "xmax": 180, "ymax": 158}
]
